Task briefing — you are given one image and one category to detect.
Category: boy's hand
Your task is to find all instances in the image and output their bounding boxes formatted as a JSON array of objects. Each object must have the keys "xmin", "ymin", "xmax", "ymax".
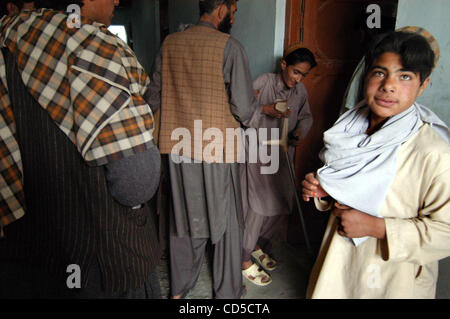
[
  {"xmin": 261, "ymin": 99, "xmax": 290, "ymax": 119},
  {"xmin": 262, "ymin": 104, "xmax": 283, "ymax": 118},
  {"xmin": 332, "ymin": 202, "xmax": 386, "ymax": 239},
  {"xmin": 301, "ymin": 172, "xmax": 328, "ymax": 201}
]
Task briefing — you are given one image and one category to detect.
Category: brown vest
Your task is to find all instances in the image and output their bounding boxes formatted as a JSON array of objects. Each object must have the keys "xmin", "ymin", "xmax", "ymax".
[{"xmin": 159, "ymin": 25, "xmax": 242, "ymax": 163}]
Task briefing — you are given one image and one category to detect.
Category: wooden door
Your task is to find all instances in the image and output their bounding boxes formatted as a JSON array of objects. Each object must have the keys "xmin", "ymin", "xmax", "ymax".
[{"xmin": 284, "ymin": 0, "xmax": 397, "ymax": 249}]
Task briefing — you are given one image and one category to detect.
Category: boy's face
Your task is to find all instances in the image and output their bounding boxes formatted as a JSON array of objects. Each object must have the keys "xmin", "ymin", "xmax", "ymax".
[
  {"xmin": 281, "ymin": 61, "xmax": 311, "ymax": 89},
  {"xmin": 364, "ymin": 52, "xmax": 430, "ymax": 123}
]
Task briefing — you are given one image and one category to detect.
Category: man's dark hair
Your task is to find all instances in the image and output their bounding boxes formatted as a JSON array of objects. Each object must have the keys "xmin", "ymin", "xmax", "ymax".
[
  {"xmin": 363, "ymin": 31, "xmax": 435, "ymax": 84},
  {"xmin": 199, "ymin": 0, "xmax": 237, "ymax": 16},
  {"xmin": 284, "ymin": 47, "xmax": 317, "ymax": 69},
  {"xmin": 39, "ymin": 0, "xmax": 83, "ymax": 11},
  {"xmin": 7, "ymin": 0, "xmax": 24, "ymax": 8},
  {"xmin": 1, "ymin": 0, "xmax": 23, "ymax": 16}
]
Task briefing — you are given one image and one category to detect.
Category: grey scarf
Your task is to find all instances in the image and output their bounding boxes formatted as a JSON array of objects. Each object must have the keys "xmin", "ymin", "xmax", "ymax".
[{"xmin": 317, "ymin": 102, "xmax": 449, "ymax": 245}]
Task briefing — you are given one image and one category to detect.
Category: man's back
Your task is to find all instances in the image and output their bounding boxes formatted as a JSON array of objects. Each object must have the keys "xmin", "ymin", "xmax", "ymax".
[
  {"xmin": 0, "ymin": 48, "xmax": 161, "ymax": 296},
  {"xmin": 159, "ymin": 24, "xmax": 241, "ymax": 163},
  {"xmin": 0, "ymin": 7, "xmax": 162, "ymax": 298}
]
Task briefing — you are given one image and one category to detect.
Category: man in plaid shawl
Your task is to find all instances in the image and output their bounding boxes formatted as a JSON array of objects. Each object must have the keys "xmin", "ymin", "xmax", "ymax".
[{"xmin": 0, "ymin": 0, "xmax": 162, "ymax": 298}]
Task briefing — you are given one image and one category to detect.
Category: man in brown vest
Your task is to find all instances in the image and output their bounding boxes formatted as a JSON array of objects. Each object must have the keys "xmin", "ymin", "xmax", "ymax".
[{"xmin": 149, "ymin": 0, "xmax": 261, "ymax": 299}]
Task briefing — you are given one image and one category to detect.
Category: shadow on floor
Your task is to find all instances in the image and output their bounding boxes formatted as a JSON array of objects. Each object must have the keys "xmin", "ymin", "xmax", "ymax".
[
  {"xmin": 157, "ymin": 241, "xmax": 450, "ymax": 299},
  {"xmin": 156, "ymin": 241, "xmax": 317, "ymax": 299}
]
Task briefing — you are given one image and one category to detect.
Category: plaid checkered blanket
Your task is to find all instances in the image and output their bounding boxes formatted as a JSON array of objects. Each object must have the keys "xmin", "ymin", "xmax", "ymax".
[{"xmin": 0, "ymin": 9, "xmax": 155, "ymax": 235}]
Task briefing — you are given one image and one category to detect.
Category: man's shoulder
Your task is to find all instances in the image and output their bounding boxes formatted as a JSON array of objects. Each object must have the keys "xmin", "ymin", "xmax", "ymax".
[
  {"xmin": 226, "ymin": 35, "xmax": 245, "ymax": 50},
  {"xmin": 222, "ymin": 35, "xmax": 249, "ymax": 61},
  {"xmin": 163, "ymin": 25, "xmax": 232, "ymax": 45}
]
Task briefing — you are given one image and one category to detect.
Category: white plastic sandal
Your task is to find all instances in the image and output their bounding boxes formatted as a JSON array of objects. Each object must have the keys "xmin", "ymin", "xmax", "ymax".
[
  {"xmin": 251, "ymin": 249, "xmax": 277, "ymax": 271},
  {"xmin": 242, "ymin": 263, "xmax": 272, "ymax": 286}
]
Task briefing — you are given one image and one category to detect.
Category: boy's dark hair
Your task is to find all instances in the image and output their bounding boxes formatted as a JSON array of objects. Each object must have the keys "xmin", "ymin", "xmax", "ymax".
[
  {"xmin": 364, "ymin": 31, "xmax": 435, "ymax": 84},
  {"xmin": 284, "ymin": 47, "xmax": 317, "ymax": 69},
  {"xmin": 199, "ymin": 0, "xmax": 237, "ymax": 16}
]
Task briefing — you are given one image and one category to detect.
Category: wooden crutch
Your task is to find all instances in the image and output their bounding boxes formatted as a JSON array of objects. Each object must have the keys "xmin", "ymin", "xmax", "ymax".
[{"xmin": 263, "ymin": 100, "xmax": 312, "ymax": 255}]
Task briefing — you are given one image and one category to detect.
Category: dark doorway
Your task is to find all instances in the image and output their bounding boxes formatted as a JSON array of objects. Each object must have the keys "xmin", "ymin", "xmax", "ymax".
[{"xmin": 159, "ymin": 0, "xmax": 169, "ymax": 43}]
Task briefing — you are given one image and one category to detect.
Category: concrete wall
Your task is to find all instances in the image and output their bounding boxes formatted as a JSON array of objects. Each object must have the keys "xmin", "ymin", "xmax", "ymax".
[
  {"xmin": 168, "ymin": 0, "xmax": 286, "ymax": 80},
  {"xmin": 232, "ymin": 0, "xmax": 286, "ymax": 78},
  {"xmin": 396, "ymin": 0, "xmax": 450, "ymax": 125}
]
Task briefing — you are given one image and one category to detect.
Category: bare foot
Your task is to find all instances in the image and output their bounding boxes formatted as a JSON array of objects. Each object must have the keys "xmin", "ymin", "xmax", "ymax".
[{"xmin": 242, "ymin": 260, "xmax": 253, "ymax": 270}]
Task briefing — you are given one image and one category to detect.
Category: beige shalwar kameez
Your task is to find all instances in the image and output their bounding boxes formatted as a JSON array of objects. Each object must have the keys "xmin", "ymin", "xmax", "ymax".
[{"xmin": 308, "ymin": 124, "xmax": 450, "ymax": 299}]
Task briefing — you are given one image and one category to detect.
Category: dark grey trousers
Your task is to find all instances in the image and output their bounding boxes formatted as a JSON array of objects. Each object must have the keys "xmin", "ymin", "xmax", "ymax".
[
  {"xmin": 167, "ymin": 157, "xmax": 244, "ymax": 299},
  {"xmin": 169, "ymin": 209, "xmax": 243, "ymax": 299},
  {"xmin": 242, "ymin": 208, "xmax": 283, "ymax": 262}
]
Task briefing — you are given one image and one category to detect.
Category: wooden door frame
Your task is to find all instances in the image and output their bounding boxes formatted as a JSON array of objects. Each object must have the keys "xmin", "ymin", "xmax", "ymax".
[{"xmin": 284, "ymin": 0, "xmax": 304, "ymax": 51}]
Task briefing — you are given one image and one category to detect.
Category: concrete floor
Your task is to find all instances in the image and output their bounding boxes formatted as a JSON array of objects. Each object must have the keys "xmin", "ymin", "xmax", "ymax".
[{"xmin": 157, "ymin": 240, "xmax": 450, "ymax": 299}]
